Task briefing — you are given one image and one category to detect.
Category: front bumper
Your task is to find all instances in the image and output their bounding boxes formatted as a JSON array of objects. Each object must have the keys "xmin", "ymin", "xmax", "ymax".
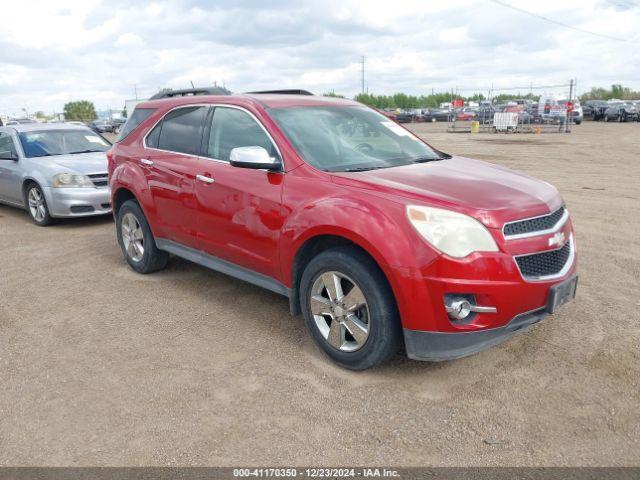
[
  {"xmin": 391, "ymin": 218, "xmax": 577, "ymax": 361},
  {"xmin": 404, "ymin": 307, "xmax": 547, "ymax": 361},
  {"xmin": 43, "ymin": 186, "xmax": 112, "ymax": 217}
]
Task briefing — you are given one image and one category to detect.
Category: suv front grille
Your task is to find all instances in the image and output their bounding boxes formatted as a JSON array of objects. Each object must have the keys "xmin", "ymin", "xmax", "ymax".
[
  {"xmin": 515, "ymin": 240, "xmax": 572, "ymax": 279},
  {"xmin": 504, "ymin": 206, "xmax": 565, "ymax": 237},
  {"xmin": 88, "ymin": 173, "xmax": 109, "ymax": 187}
]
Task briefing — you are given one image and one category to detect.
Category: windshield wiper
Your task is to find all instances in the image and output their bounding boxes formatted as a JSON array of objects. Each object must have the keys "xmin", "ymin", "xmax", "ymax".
[
  {"xmin": 68, "ymin": 149, "xmax": 105, "ymax": 154},
  {"xmin": 341, "ymin": 165, "xmax": 389, "ymax": 172},
  {"xmin": 410, "ymin": 154, "xmax": 449, "ymax": 163}
]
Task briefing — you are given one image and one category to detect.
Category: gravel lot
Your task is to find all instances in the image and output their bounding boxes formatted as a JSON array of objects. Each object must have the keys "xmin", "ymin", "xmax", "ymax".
[{"xmin": 0, "ymin": 122, "xmax": 638, "ymax": 466}]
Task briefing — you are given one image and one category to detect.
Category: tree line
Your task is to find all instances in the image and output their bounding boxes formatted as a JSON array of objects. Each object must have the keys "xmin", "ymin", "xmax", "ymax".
[
  {"xmin": 59, "ymin": 84, "xmax": 639, "ymax": 122},
  {"xmin": 347, "ymin": 92, "xmax": 538, "ymax": 109},
  {"xmin": 579, "ymin": 84, "xmax": 640, "ymax": 102}
]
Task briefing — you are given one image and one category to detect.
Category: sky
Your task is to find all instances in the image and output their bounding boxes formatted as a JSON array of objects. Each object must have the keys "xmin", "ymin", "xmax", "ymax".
[{"xmin": 0, "ymin": 0, "xmax": 639, "ymax": 116}]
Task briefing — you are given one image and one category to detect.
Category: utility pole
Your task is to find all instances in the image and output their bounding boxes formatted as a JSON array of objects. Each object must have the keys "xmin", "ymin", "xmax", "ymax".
[
  {"xmin": 361, "ymin": 55, "xmax": 365, "ymax": 95},
  {"xmin": 134, "ymin": 84, "xmax": 138, "ymax": 100}
]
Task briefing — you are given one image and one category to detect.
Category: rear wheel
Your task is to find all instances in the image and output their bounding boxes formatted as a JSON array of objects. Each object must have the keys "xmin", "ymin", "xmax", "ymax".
[
  {"xmin": 25, "ymin": 183, "xmax": 54, "ymax": 226},
  {"xmin": 116, "ymin": 199, "xmax": 168, "ymax": 274},
  {"xmin": 300, "ymin": 246, "xmax": 402, "ymax": 370}
]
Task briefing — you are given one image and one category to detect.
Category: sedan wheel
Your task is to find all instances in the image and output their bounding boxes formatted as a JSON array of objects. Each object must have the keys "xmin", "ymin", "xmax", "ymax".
[
  {"xmin": 310, "ymin": 271, "xmax": 370, "ymax": 352},
  {"xmin": 26, "ymin": 184, "xmax": 53, "ymax": 226},
  {"xmin": 121, "ymin": 212, "xmax": 145, "ymax": 262}
]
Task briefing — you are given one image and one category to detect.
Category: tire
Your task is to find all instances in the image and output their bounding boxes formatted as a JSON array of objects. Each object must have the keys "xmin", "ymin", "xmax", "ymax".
[
  {"xmin": 25, "ymin": 182, "xmax": 54, "ymax": 226},
  {"xmin": 300, "ymin": 246, "xmax": 402, "ymax": 370},
  {"xmin": 575, "ymin": 120, "xmax": 582, "ymax": 125},
  {"xmin": 116, "ymin": 199, "xmax": 168, "ymax": 274}
]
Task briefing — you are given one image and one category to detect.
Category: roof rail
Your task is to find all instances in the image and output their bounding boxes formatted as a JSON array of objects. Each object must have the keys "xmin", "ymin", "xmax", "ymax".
[
  {"xmin": 246, "ymin": 89, "xmax": 314, "ymax": 96},
  {"xmin": 149, "ymin": 86, "xmax": 231, "ymax": 100}
]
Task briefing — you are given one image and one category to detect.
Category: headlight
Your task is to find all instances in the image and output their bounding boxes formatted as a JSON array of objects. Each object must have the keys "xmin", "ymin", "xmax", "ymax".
[
  {"xmin": 52, "ymin": 173, "xmax": 93, "ymax": 188},
  {"xmin": 406, "ymin": 205, "xmax": 499, "ymax": 258}
]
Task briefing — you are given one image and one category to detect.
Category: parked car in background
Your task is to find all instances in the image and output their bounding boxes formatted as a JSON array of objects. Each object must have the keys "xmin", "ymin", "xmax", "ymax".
[
  {"xmin": 426, "ymin": 108, "xmax": 451, "ymax": 122},
  {"xmin": 583, "ymin": 100, "xmax": 608, "ymax": 120},
  {"xmin": 395, "ymin": 111, "xmax": 415, "ymax": 123},
  {"xmin": 0, "ymin": 123, "xmax": 112, "ymax": 225},
  {"xmin": 88, "ymin": 120, "xmax": 115, "ymax": 133},
  {"xmin": 603, "ymin": 102, "xmax": 638, "ymax": 122},
  {"xmin": 6, "ymin": 118, "xmax": 37, "ymax": 125},
  {"xmin": 453, "ymin": 107, "xmax": 477, "ymax": 121},
  {"xmin": 111, "ymin": 118, "xmax": 126, "ymax": 133},
  {"xmin": 108, "ymin": 92, "xmax": 577, "ymax": 370}
]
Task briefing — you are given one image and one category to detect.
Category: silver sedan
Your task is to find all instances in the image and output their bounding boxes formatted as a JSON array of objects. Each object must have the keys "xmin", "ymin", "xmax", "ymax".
[{"xmin": 0, "ymin": 123, "xmax": 112, "ymax": 226}]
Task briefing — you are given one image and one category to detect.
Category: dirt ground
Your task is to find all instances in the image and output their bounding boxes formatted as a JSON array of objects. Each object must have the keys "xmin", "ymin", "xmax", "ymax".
[{"xmin": 0, "ymin": 121, "xmax": 638, "ymax": 467}]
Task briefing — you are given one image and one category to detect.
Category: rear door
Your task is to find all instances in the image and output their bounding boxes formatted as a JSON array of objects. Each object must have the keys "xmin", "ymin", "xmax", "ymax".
[
  {"xmin": 142, "ymin": 105, "xmax": 208, "ymax": 248},
  {"xmin": 195, "ymin": 105, "xmax": 285, "ymax": 280},
  {"xmin": 0, "ymin": 131, "xmax": 23, "ymax": 204}
]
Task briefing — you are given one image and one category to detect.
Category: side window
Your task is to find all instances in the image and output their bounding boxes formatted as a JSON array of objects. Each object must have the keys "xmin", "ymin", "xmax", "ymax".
[
  {"xmin": 146, "ymin": 122, "xmax": 161, "ymax": 148},
  {"xmin": 207, "ymin": 107, "xmax": 278, "ymax": 162},
  {"xmin": 116, "ymin": 108, "xmax": 155, "ymax": 142},
  {"xmin": 0, "ymin": 133, "xmax": 18, "ymax": 158},
  {"xmin": 157, "ymin": 106, "xmax": 207, "ymax": 155}
]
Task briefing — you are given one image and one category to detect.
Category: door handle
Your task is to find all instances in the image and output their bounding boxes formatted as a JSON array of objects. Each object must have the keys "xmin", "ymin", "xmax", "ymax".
[
  {"xmin": 196, "ymin": 174, "xmax": 215, "ymax": 184},
  {"xmin": 140, "ymin": 159, "xmax": 154, "ymax": 166}
]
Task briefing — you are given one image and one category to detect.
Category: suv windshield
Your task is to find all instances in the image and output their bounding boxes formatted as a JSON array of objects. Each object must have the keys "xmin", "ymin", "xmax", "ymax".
[
  {"xmin": 269, "ymin": 106, "xmax": 446, "ymax": 172},
  {"xmin": 19, "ymin": 129, "xmax": 110, "ymax": 158}
]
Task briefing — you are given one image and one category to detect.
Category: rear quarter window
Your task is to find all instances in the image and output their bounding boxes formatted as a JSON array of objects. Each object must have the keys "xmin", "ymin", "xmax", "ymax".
[
  {"xmin": 156, "ymin": 106, "xmax": 207, "ymax": 155},
  {"xmin": 116, "ymin": 108, "xmax": 155, "ymax": 142}
]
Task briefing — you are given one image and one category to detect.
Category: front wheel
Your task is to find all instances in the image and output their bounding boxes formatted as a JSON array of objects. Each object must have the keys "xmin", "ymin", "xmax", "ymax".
[
  {"xmin": 25, "ymin": 183, "xmax": 54, "ymax": 226},
  {"xmin": 300, "ymin": 246, "xmax": 402, "ymax": 370},
  {"xmin": 116, "ymin": 199, "xmax": 168, "ymax": 274}
]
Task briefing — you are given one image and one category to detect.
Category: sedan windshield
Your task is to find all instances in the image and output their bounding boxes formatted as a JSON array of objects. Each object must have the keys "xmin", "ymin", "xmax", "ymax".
[
  {"xmin": 18, "ymin": 129, "xmax": 110, "ymax": 158},
  {"xmin": 269, "ymin": 106, "xmax": 446, "ymax": 172}
]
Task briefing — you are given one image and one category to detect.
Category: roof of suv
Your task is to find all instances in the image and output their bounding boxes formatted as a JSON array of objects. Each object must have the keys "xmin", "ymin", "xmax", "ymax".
[{"xmin": 138, "ymin": 93, "xmax": 360, "ymax": 110}]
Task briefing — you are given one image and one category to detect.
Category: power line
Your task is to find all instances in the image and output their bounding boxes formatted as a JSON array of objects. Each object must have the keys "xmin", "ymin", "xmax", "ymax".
[
  {"xmin": 489, "ymin": 0, "xmax": 632, "ymax": 42},
  {"xmin": 455, "ymin": 83, "xmax": 571, "ymax": 92}
]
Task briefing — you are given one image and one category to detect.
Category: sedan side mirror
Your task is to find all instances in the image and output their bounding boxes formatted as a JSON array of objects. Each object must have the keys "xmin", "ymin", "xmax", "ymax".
[
  {"xmin": 0, "ymin": 150, "xmax": 18, "ymax": 161},
  {"xmin": 229, "ymin": 146, "xmax": 281, "ymax": 171}
]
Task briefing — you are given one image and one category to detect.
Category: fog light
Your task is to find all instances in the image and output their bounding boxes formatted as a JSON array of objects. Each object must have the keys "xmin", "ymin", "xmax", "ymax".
[
  {"xmin": 448, "ymin": 299, "xmax": 472, "ymax": 320},
  {"xmin": 445, "ymin": 295, "xmax": 497, "ymax": 321}
]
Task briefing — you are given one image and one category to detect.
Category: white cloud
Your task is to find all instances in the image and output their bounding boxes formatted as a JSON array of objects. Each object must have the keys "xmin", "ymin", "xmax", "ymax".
[{"xmin": 0, "ymin": 0, "xmax": 639, "ymax": 116}]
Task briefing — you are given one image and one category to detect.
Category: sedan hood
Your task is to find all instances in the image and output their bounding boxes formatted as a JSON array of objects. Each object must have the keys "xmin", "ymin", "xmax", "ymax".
[
  {"xmin": 331, "ymin": 156, "xmax": 562, "ymax": 228},
  {"xmin": 48, "ymin": 152, "xmax": 108, "ymax": 174}
]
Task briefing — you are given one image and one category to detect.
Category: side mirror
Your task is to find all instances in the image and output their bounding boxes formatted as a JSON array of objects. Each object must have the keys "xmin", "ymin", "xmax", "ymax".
[
  {"xmin": 0, "ymin": 150, "xmax": 18, "ymax": 161},
  {"xmin": 229, "ymin": 146, "xmax": 280, "ymax": 171}
]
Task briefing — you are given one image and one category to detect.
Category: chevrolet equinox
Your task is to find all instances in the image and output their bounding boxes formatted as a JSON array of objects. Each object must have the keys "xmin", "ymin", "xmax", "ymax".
[{"xmin": 108, "ymin": 92, "xmax": 577, "ymax": 370}]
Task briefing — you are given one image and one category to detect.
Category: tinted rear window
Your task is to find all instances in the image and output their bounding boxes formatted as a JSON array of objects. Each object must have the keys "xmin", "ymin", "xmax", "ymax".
[
  {"xmin": 116, "ymin": 108, "xmax": 155, "ymax": 142},
  {"xmin": 157, "ymin": 106, "xmax": 207, "ymax": 155}
]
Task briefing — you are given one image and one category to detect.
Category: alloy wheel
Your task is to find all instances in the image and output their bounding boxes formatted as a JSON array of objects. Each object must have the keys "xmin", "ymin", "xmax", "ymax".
[
  {"xmin": 121, "ymin": 212, "xmax": 145, "ymax": 262},
  {"xmin": 28, "ymin": 187, "xmax": 47, "ymax": 222},
  {"xmin": 310, "ymin": 271, "xmax": 370, "ymax": 352}
]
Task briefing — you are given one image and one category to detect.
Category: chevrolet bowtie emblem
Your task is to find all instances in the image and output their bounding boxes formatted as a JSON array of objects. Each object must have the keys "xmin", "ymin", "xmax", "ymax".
[{"xmin": 548, "ymin": 231, "xmax": 566, "ymax": 247}]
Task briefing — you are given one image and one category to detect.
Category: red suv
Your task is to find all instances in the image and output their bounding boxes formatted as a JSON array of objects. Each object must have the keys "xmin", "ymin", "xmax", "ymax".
[{"xmin": 108, "ymin": 92, "xmax": 577, "ymax": 370}]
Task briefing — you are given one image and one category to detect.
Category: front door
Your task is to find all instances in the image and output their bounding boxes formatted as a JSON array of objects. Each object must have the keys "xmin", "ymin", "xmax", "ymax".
[
  {"xmin": 195, "ymin": 106, "xmax": 285, "ymax": 280},
  {"xmin": 0, "ymin": 132, "xmax": 23, "ymax": 204}
]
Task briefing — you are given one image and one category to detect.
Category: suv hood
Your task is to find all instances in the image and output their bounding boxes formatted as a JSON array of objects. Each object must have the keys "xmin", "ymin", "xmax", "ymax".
[
  {"xmin": 46, "ymin": 152, "xmax": 108, "ymax": 174},
  {"xmin": 331, "ymin": 156, "xmax": 562, "ymax": 228}
]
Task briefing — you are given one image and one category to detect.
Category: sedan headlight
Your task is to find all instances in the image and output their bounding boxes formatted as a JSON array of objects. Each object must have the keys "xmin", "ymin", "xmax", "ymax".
[
  {"xmin": 406, "ymin": 205, "xmax": 499, "ymax": 258},
  {"xmin": 52, "ymin": 173, "xmax": 93, "ymax": 188}
]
